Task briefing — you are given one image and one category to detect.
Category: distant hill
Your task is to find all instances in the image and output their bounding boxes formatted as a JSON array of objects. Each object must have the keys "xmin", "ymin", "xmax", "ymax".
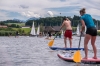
[
  {"xmin": 13, "ymin": 19, "xmax": 26, "ymax": 22},
  {"xmin": 27, "ymin": 17, "xmax": 40, "ymax": 21},
  {"xmin": 0, "ymin": 17, "xmax": 39, "ymax": 23}
]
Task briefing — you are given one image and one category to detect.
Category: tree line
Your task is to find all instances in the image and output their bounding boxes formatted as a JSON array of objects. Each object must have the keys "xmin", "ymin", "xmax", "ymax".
[
  {"xmin": 0, "ymin": 15, "xmax": 100, "ymax": 28},
  {"xmin": 25, "ymin": 15, "xmax": 100, "ymax": 28}
]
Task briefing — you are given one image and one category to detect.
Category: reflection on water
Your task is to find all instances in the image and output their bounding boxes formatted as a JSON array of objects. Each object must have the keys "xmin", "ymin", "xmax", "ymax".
[{"xmin": 0, "ymin": 36, "xmax": 100, "ymax": 66}]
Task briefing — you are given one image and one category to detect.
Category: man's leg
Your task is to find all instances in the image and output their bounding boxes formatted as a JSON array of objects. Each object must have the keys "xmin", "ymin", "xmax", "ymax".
[
  {"xmin": 64, "ymin": 37, "xmax": 67, "ymax": 48},
  {"xmin": 69, "ymin": 38, "xmax": 72, "ymax": 48}
]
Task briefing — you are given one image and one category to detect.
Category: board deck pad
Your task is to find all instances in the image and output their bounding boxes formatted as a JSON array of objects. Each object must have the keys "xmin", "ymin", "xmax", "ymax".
[
  {"xmin": 57, "ymin": 53, "xmax": 100, "ymax": 64},
  {"xmin": 50, "ymin": 47, "xmax": 84, "ymax": 50}
]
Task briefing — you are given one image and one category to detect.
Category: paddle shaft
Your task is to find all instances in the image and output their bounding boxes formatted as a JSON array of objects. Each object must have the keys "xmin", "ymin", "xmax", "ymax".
[{"xmin": 53, "ymin": 32, "xmax": 60, "ymax": 40}]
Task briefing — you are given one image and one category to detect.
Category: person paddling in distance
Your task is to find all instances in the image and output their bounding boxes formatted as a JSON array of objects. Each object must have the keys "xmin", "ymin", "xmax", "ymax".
[
  {"xmin": 60, "ymin": 17, "xmax": 72, "ymax": 48},
  {"xmin": 79, "ymin": 8, "xmax": 97, "ymax": 59}
]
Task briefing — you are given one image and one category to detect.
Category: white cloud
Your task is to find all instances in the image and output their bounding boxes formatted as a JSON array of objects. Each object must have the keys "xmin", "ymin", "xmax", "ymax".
[
  {"xmin": 0, "ymin": 11, "xmax": 12, "ymax": 21},
  {"xmin": 21, "ymin": 11, "xmax": 40, "ymax": 18},
  {"xmin": 0, "ymin": 0, "xmax": 100, "ymax": 20},
  {"xmin": 47, "ymin": 11, "xmax": 53, "ymax": 17},
  {"xmin": 87, "ymin": 8, "xmax": 100, "ymax": 16}
]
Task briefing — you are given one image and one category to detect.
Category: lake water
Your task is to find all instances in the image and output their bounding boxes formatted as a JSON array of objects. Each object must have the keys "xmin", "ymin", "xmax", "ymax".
[{"xmin": 0, "ymin": 36, "xmax": 100, "ymax": 66}]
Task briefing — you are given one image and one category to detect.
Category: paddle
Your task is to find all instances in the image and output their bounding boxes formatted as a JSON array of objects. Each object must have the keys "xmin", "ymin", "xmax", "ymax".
[
  {"xmin": 48, "ymin": 32, "xmax": 59, "ymax": 47},
  {"xmin": 48, "ymin": 17, "xmax": 63, "ymax": 47},
  {"xmin": 73, "ymin": 32, "xmax": 82, "ymax": 63}
]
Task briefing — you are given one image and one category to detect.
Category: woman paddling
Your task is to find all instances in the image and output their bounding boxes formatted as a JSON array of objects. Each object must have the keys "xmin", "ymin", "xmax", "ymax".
[{"xmin": 79, "ymin": 8, "xmax": 97, "ymax": 59}]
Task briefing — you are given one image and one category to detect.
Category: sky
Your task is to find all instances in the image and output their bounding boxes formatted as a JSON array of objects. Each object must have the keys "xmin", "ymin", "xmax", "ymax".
[{"xmin": 0, "ymin": 0, "xmax": 100, "ymax": 21}]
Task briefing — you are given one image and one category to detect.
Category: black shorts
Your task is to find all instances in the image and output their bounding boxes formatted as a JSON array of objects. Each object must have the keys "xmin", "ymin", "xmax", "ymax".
[{"xmin": 86, "ymin": 27, "xmax": 97, "ymax": 36}]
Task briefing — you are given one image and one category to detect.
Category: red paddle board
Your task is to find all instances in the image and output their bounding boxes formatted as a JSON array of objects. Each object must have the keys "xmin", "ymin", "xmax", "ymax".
[{"xmin": 57, "ymin": 53, "xmax": 100, "ymax": 64}]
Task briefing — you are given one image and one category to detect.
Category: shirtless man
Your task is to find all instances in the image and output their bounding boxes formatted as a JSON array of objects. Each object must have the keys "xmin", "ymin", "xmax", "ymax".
[{"xmin": 60, "ymin": 17, "xmax": 72, "ymax": 48}]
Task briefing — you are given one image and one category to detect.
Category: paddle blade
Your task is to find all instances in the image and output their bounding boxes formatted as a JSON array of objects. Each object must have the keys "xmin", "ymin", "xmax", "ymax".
[
  {"xmin": 48, "ymin": 40, "xmax": 54, "ymax": 47},
  {"xmin": 73, "ymin": 50, "xmax": 81, "ymax": 62}
]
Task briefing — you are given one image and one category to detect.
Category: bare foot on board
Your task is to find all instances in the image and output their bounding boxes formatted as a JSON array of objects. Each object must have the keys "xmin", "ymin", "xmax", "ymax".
[
  {"xmin": 92, "ymin": 57, "xmax": 97, "ymax": 59},
  {"xmin": 83, "ymin": 57, "xmax": 88, "ymax": 59}
]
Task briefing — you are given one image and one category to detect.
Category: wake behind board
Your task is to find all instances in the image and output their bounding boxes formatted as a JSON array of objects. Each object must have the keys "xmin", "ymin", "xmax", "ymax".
[
  {"xmin": 50, "ymin": 47, "xmax": 84, "ymax": 50},
  {"xmin": 57, "ymin": 53, "xmax": 100, "ymax": 64}
]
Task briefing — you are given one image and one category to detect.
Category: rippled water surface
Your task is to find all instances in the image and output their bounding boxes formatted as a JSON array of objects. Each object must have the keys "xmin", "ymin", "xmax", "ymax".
[{"xmin": 0, "ymin": 36, "xmax": 100, "ymax": 66}]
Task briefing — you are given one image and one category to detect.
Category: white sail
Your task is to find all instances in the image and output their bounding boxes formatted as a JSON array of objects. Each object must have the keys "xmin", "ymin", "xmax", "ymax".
[
  {"xmin": 61, "ymin": 30, "xmax": 64, "ymax": 36},
  {"xmin": 83, "ymin": 26, "xmax": 86, "ymax": 35},
  {"xmin": 30, "ymin": 21, "xmax": 36, "ymax": 35},
  {"xmin": 37, "ymin": 25, "xmax": 40, "ymax": 35},
  {"xmin": 85, "ymin": 26, "xmax": 86, "ymax": 32},
  {"xmin": 76, "ymin": 24, "xmax": 80, "ymax": 36}
]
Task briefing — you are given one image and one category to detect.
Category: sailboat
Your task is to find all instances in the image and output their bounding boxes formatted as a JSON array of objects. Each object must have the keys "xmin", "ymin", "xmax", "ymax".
[
  {"xmin": 30, "ymin": 21, "xmax": 36, "ymax": 36},
  {"xmin": 76, "ymin": 24, "xmax": 86, "ymax": 36},
  {"xmin": 76, "ymin": 24, "xmax": 80, "ymax": 36},
  {"xmin": 37, "ymin": 25, "xmax": 40, "ymax": 36},
  {"xmin": 85, "ymin": 26, "xmax": 86, "ymax": 32},
  {"xmin": 61, "ymin": 30, "xmax": 64, "ymax": 36},
  {"xmin": 83, "ymin": 26, "xmax": 86, "ymax": 36},
  {"xmin": 61, "ymin": 30, "xmax": 64, "ymax": 38}
]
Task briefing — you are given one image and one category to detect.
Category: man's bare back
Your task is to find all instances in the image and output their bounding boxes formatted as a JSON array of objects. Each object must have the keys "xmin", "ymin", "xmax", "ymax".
[
  {"xmin": 61, "ymin": 18, "xmax": 72, "ymax": 30},
  {"xmin": 63, "ymin": 20, "xmax": 72, "ymax": 30}
]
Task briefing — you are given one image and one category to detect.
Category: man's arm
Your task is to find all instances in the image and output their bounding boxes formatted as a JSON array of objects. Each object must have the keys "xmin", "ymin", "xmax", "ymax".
[{"xmin": 60, "ymin": 21, "xmax": 65, "ymax": 30}]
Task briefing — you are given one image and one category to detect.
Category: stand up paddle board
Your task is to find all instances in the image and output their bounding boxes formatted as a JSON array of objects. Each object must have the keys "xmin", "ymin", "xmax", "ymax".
[
  {"xmin": 49, "ymin": 47, "xmax": 84, "ymax": 50},
  {"xmin": 57, "ymin": 53, "xmax": 100, "ymax": 64}
]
